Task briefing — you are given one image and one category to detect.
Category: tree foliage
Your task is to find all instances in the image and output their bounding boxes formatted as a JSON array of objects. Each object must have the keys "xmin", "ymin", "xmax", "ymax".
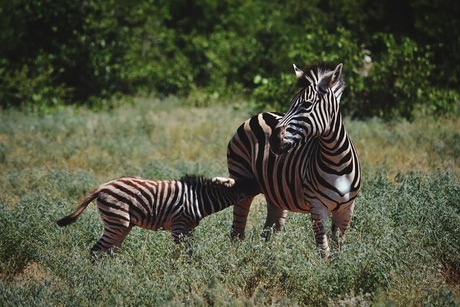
[{"xmin": 0, "ymin": 0, "xmax": 459, "ymax": 118}]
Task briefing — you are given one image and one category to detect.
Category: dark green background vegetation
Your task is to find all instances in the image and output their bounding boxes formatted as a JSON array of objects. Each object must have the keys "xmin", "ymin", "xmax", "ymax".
[{"xmin": 1, "ymin": 0, "xmax": 459, "ymax": 118}]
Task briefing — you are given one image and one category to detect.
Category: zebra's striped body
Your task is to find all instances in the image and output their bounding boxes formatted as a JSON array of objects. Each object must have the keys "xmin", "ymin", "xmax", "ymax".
[
  {"xmin": 227, "ymin": 63, "xmax": 361, "ymax": 258},
  {"xmin": 57, "ymin": 175, "xmax": 251, "ymax": 257}
]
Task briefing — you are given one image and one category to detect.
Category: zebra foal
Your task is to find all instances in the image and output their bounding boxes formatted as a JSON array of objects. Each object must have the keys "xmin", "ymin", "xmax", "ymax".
[
  {"xmin": 57, "ymin": 175, "xmax": 253, "ymax": 258},
  {"xmin": 227, "ymin": 63, "xmax": 361, "ymax": 258}
]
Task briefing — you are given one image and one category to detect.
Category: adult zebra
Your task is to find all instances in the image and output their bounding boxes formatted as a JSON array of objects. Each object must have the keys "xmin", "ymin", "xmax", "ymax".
[
  {"xmin": 57, "ymin": 175, "xmax": 255, "ymax": 259},
  {"xmin": 227, "ymin": 63, "xmax": 361, "ymax": 258}
]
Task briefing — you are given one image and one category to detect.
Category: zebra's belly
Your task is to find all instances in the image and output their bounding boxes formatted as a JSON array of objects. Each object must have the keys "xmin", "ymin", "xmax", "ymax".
[
  {"xmin": 258, "ymin": 176, "xmax": 357, "ymax": 213},
  {"xmin": 261, "ymin": 189, "xmax": 355, "ymax": 213},
  {"xmin": 268, "ymin": 196, "xmax": 312, "ymax": 213},
  {"xmin": 131, "ymin": 216, "xmax": 173, "ymax": 231}
]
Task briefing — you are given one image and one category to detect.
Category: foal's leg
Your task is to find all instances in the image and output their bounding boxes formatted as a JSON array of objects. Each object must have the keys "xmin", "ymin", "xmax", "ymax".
[
  {"xmin": 91, "ymin": 222, "xmax": 132, "ymax": 261},
  {"xmin": 171, "ymin": 222, "xmax": 194, "ymax": 256},
  {"xmin": 112, "ymin": 224, "xmax": 134, "ymax": 252}
]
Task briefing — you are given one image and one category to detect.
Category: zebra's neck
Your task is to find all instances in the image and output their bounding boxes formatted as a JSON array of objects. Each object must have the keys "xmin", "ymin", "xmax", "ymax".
[
  {"xmin": 317, "ymin": 112, "xmax": 353, "ymax": 167},
  {"xmin": 196, "ymin": 185, "xmax": 239, "ymax": 218}
]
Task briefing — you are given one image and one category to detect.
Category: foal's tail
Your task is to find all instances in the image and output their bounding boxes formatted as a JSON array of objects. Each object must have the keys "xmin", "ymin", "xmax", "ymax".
[{"xmin": 56, "ymin": 189, "xmax": 99, "ymax": 227}]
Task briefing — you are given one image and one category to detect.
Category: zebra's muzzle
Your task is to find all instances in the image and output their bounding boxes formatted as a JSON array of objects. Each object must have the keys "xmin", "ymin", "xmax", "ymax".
[{"xmin": 269, "ymin": 126, "xmax": 292, "ymax": 155}]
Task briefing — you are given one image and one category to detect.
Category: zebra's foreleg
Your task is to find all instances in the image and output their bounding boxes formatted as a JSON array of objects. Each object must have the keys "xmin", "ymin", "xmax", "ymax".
[
  {"xmin": 262, "ymin": 202, "xmax": 288, "ymax": 241},
  {"xmin": 311, "ymin": 203, "xmax": 330, "ymax": 259},
  {"xmin": 171, "ymin": 223, "xmax": 192, "ymax": 243},
  {"xmin": 331, "ymin": 202, "xmax": 355, "ymax": 251},
  {"xmin": 231, "ymin": 197, "xmax": 254, "ymax": 240},
  {"xmin": 171, "ymin": 224, "xmax": 194, "ymax": 256}
]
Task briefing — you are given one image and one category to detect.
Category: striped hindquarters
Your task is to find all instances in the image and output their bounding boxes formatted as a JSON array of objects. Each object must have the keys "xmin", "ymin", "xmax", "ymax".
[{"xmin": 95, "ymin": 177, "xmax": 186, "ymax": 230}]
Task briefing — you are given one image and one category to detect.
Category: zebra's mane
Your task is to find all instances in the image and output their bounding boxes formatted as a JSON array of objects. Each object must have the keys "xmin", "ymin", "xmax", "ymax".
[
  {"xmin": 179, "ymin": 174, "xmax": 258, "ymax": 197},
  {"xmin": 179, "ymin": 174, "xmax": 218, "ymax": 188},
  {"xmin": 296, "ymin": 62, "xmax": 344, "ymax": 90}
]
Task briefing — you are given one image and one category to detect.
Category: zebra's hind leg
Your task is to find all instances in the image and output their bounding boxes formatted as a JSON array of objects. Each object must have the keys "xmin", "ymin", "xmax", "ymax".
[
  {"xmin": 112, "ymin": 224, "xmax": 134, "ymax": 252},
  {"xmin": 231, "ymin": 197, "xmax": 254, "ymax": 240},
  {"xmin": 262, "ymin": 201, "xmax": 288, "ymax": 241},
  {"xmin": 90, "ymin": 223, "xmax": 132, "ymax": 262}
]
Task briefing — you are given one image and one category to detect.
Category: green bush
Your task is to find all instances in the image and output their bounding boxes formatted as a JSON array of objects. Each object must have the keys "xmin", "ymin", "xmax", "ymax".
[
  {"xmin": 252, "ymin": 26, "xmax": 366, "ymax": 113},
  {"xmin": 352, "ymin": 34, "xmax": 459, "ymax": 119},
  {"xmin": 1, "ymin": 0, "xmax": 459, "ymax": 118},
  {"xmin": 0, "ymin": 56, "xmax": 71, "ymax": 111}
]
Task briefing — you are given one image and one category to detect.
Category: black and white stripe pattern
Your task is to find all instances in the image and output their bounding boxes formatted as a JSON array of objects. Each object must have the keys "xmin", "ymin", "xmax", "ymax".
[
  {"xmin": 57, "ymin": 175, "xmax": 249, "ymax": 257},
  {"xmin": 227, "ymin": 63, "xmax": 361, "ymax": 258}
]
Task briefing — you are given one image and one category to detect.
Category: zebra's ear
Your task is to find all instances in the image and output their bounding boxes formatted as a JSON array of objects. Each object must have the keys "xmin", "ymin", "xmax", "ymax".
[
  {"xmin": 330, "ymin": 63, "xmax": 343, "ymax": 86},
  {"xmin": 211, "ymin": 177, "xmax": 235, "ymax": 188},
  {"xmin": 317, "ymin": 63, "xmax": 343, "ymax": 93},
  {"xmin": 293, "ymin": 64, "xmax": 304, "ymax": 79},
  {"xmin": 294, "ymin": 64, "xmax": 310, "ymax": 87}
]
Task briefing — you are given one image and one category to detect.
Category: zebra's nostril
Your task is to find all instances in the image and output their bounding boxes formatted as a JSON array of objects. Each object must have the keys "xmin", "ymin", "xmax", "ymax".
[
  {"xmin": 274, "ymin": 126, "xmax": 286, "ymax": 138},
  {"xmin": 278, "ymin": 127, "xmax": 285, "ymax": 138},
  {"xmin": 269, "ymin": 126, "xmax": 290, "ymax": 155}
]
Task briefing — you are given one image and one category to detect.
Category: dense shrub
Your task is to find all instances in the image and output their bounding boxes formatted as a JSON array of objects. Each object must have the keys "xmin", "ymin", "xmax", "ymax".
[
  {"xmin": 347, "ymin": 34, "xmax": 459, "ymax": 119},
  {"xmin": 1, "ymin": 170, "xmax": 459, "ymax": 305},
  {"xmin": 0, "ymin": 0, "xmax": 459, "ymax": 117}
]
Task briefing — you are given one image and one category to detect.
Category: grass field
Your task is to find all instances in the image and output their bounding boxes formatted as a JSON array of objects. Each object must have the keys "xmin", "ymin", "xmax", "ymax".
[{"xmin": 1, "ymin": 97, "xmax": 459, "ymax": 306}]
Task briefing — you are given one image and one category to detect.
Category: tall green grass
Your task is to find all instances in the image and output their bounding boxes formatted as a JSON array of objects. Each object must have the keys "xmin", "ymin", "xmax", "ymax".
[{"xmin": 0, "ymin": 98, "xmax": 459, "ymax": 305}]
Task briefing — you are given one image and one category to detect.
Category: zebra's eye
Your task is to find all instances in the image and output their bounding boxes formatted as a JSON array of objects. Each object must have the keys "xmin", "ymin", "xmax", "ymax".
[
  {"xmin": 318, "ymin": 88, "xmax": 327, "ymax": 96},
  {"xmin": 303, "ymin": 101, "xmax": 313, "ymax": 109}
]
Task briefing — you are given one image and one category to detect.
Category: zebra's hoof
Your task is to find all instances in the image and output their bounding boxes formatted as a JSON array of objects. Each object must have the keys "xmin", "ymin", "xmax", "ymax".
[
  {"xmin": 230, "ymin": 231, "xmax": 245, "ymax": 241},
  {"xmin": 319, "ymin": 247, "xmax": 331, "ymax": 259},
  {"xmin": 261, "ymin": 228, "xmax": 274, "ymax": 241}
]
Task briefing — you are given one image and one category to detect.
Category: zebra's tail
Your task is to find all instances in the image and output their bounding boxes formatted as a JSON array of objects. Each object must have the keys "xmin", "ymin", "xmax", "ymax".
[{"xmin": 56, "ymin": 188, "xmax": 99, "ymax": 227}]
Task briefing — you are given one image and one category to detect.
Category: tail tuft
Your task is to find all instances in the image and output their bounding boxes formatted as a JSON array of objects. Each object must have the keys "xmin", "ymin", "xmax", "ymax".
[{"xmin": 56, "ymin": 215, "xmax": 77, "ymax": 227}]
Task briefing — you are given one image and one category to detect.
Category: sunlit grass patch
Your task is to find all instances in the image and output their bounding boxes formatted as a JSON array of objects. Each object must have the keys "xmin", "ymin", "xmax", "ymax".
[{"xmin": 348, "ymin": 117, "xmax": 460, "ymax": 177}]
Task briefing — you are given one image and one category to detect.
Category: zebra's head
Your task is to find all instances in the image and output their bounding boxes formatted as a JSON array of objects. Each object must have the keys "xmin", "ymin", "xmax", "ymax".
[{"xmin": 269, "ymin": 63, "xmax": 345, "ymax": 155}]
